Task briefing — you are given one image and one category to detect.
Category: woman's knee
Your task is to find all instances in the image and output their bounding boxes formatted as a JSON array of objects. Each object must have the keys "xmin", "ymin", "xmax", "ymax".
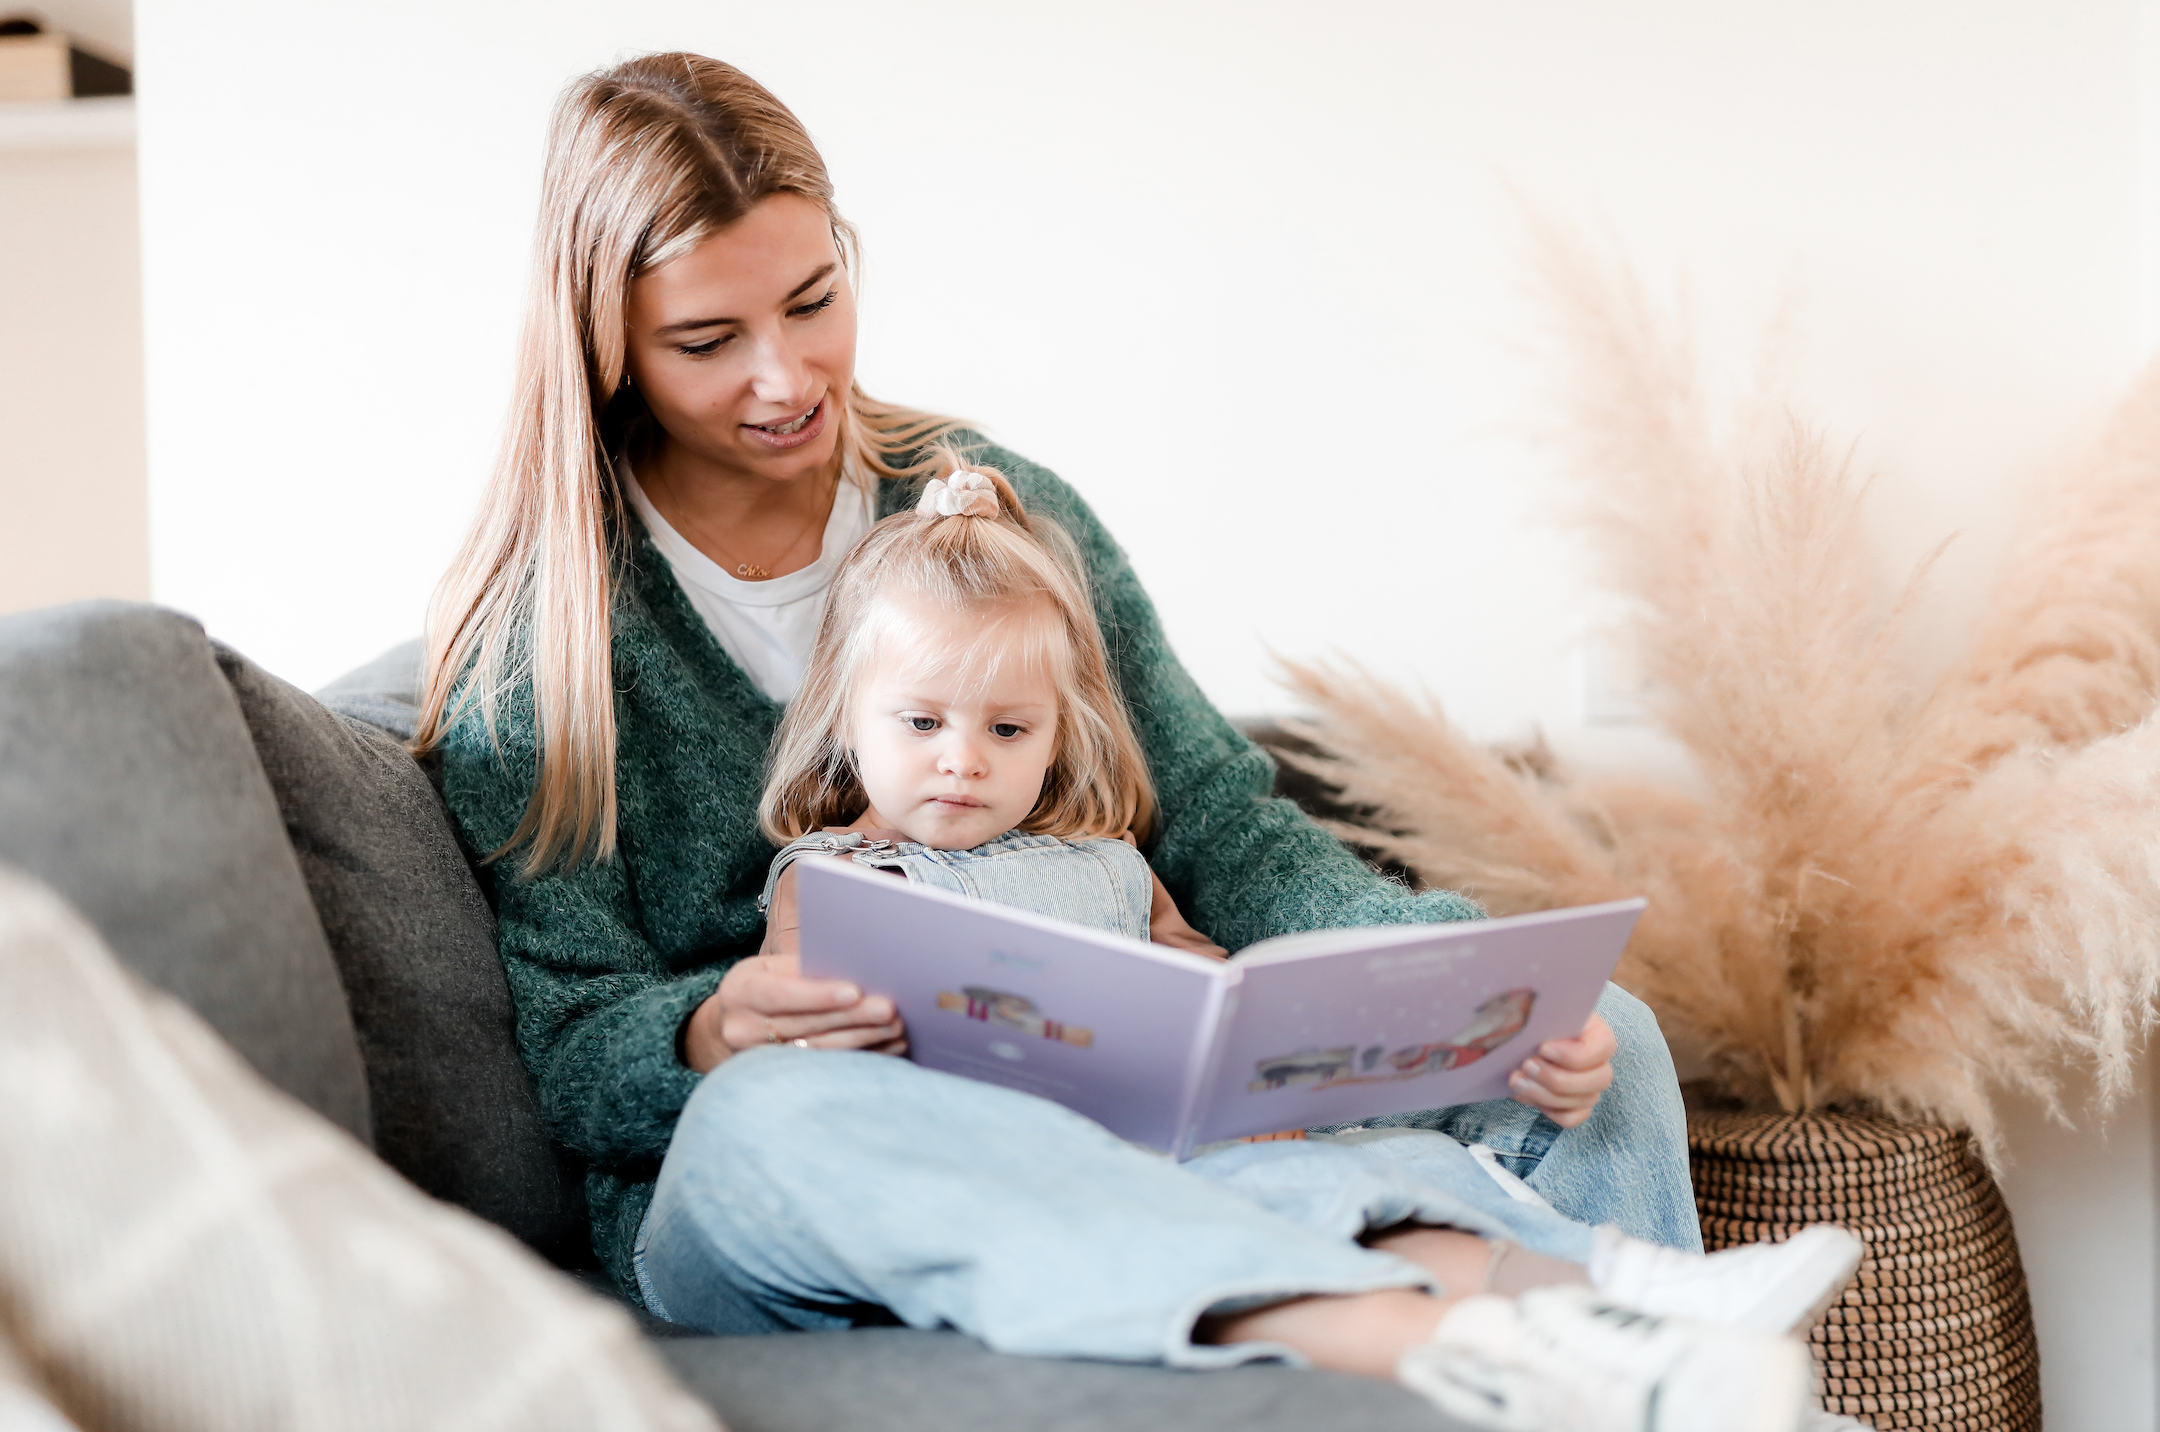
[{"xmin": 1595, "ymin": 982, "xmax": 1678, "ymax": 1085}]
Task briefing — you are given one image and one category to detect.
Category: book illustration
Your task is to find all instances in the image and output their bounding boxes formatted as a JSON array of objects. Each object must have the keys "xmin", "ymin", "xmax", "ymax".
[
  {"xmin": 937, "ymin": 985, "xmax": 1095, "ymax": 1049},
  {"xmin": 1248, "ymin": 988, "xmax": 1537, "ymax": 1093}
]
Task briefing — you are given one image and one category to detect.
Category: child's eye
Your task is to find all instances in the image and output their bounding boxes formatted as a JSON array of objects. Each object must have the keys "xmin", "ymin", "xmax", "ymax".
[
  {"xmin": 907, "ymin": 716, "xmax": 939, "ymax": 732},
  {"xmin": 990, "ymin": 722, "xmax": 1025, "ymax": 739}
]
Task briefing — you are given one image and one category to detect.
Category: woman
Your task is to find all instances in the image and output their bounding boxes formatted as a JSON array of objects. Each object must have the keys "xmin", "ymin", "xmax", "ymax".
[{"xmin": 416, "ymin": 52, "xmax": 1772, "ymax": 1428}]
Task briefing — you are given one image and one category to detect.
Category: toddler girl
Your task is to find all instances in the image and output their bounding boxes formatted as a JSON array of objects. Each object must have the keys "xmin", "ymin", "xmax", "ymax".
[{"xmin": 643, "ymin": 455, "xmax": 1862, "ymax": 1432}]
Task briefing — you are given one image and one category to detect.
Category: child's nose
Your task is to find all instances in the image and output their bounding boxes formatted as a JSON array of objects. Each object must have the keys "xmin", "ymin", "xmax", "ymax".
[{"xmin": 937, "ymin": 736, "xmax": 988, "ymax": 778}]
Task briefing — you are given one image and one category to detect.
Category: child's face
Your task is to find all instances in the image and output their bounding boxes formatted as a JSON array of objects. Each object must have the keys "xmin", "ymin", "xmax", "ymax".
[{"xmin": 848, "ymin": 594, "xmax": 1061, "ymax": 850}]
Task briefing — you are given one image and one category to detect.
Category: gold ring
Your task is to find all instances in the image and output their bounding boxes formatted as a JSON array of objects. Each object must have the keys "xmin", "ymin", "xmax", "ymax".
[{"xmin": 764, "ymin": 1019, "xmax": 780, "ymax": 1044}]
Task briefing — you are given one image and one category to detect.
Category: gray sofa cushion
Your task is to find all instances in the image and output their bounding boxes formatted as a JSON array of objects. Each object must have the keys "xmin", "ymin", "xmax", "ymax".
[
  {"xmin": 315, "ymin": 637, "xmax": 424, "ymax": 743},
  {"xmin": 653, "ymin": 1328, "xmax": 1454, "ymax": 1432},
  {"xmin": 214, "ymin": 643, "xmax": 588, "ymax": 1262},
  {"xmin": 0, "ymin": 601, "xmax": 370, "ymax": 1143}
]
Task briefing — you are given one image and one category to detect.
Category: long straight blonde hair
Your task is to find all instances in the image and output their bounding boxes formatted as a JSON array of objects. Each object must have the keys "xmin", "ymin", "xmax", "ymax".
[
  {"xmin": 761, "ymin": 452, "xmax": 1156, "ymax": 845},
  {"xmin": 414, "ymin": 53, "xmax": 958, "ymax": 873}
]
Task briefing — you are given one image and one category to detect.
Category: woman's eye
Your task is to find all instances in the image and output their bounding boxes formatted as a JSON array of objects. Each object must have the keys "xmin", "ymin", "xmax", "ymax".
[
  {"xmin": 676, "ymin": 335, "xmax": 729, "ymax": 357},
  {"xmin": 790, "ymin": 288, "xmax": 840, "ymax": 319},
  {"xmin": 907, "ymin": 716, "xmax": 938, "ymax": 732},
  {"xmin": 990, "ymin": 723, "xmax": 1024, "ymax": 739}
]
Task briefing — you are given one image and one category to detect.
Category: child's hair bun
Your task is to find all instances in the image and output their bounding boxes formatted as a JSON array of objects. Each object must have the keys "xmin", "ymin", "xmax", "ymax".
[{"xmin": 915, "ymin": 468, "xmax": 1002, "ymax": 519}]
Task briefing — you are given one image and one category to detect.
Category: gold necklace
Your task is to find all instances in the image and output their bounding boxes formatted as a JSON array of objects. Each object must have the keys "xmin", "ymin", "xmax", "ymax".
[{"xmin": 656, "ymin": 470, "xmax": 839, "ymax": 581}]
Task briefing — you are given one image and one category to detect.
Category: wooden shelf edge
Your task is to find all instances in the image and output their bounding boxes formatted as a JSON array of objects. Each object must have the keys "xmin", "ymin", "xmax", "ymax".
[{"xmin": 0, "ymin": 95, "xmax": 135, "ymax": 152}]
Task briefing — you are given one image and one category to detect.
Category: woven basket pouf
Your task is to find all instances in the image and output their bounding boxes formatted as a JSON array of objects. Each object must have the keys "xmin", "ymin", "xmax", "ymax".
[{"xmin": 1688, "ymin": 1110, "xmax": 2041, "ymax": 1431}]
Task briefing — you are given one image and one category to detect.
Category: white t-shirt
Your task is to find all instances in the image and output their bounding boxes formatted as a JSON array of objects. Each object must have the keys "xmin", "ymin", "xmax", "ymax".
[{"xmin": 622, "ymin": 465, "xmax": 875, "ymax": 703}]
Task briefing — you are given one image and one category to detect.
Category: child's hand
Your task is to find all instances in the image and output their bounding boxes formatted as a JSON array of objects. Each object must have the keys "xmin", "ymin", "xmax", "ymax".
[{"xmin": 1506, "ymin": 1013, "xmax": 1615, "ymax": 1129}]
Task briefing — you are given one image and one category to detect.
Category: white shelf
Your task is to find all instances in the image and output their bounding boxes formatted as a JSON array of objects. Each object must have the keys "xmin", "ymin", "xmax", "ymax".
[{"xmin": 0, "ymin": 96, "xmax": 133, "ymax": 152}]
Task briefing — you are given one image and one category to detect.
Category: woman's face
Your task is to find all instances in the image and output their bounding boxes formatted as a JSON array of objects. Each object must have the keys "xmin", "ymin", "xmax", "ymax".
[{"xmin": 623, "ymin": 192, "xmax": 858, "ymax": 487}]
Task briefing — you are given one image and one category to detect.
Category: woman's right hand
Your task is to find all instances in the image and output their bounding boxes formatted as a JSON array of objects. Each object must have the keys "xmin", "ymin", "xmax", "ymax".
[
  {"xmin": 683, "ymin": 859, "xmax": 908, "ymax": 1073},
  {"xmin": 682, "ymin": 949, "xmax": 908, "ymax": 1073}
]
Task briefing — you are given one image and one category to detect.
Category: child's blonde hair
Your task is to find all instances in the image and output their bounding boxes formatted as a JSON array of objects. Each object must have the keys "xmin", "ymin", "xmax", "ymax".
[{"xmin": 760, "ymin": 451, "xmax": 1156, "ymax": 844}]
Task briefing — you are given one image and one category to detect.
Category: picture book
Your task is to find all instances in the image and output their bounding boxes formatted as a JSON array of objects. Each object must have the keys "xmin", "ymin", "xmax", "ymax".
[{"xmin": 794, "ymin": 857, "xmax": 1646, "ymax": 1158}]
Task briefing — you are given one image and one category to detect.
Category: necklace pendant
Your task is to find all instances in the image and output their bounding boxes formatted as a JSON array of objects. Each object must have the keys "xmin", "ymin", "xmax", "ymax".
[{"xmin": 737, "ymin": 563, "xmax": 771, "ymax": 580}]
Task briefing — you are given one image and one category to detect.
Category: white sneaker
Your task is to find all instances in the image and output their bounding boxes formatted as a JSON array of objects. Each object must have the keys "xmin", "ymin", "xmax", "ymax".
[
  {"xmin": 1398, "ymin": 1285, "xmax": 1810, "ymax": 1432},
  {"xmin": 1589, "ymin": 1225, "xmax": 1863, "ymax": 1335}
]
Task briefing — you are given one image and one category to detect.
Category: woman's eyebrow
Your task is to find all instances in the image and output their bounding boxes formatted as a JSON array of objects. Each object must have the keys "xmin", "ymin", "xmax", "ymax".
[
  {"xmin": 784, "ymin": 262, "xmax": 838, "ymax": 301},
  {"xmin": 652, "ymin": 264, "xmax": 837, "ymax": 337}
]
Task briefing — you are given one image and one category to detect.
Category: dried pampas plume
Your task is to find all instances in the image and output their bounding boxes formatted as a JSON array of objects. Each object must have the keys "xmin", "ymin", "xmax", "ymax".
[{"xmin": 1277, "ymin": 228, "xmax": 2160, "ymax": 1157}]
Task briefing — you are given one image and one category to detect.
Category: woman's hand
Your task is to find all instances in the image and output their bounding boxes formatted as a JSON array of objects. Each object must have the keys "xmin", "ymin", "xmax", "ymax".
[
  {"xmin": 1506, "ymin": 1013, "xmax": 1615, "ymax": 1129},
  {"xmin": 681, "ymin": 949, "xmax": 907, "ymax": 1074},
  {"xmin": 681, "ymin": 860, "xmax": 907, "ymax": 1074}
]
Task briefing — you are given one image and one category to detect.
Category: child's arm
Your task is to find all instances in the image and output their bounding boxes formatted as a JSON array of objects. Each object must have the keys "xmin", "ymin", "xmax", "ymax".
[
  {"xmin": 1149, "ymin": 868, "xmax": 1228, "ymax": 959},
  {"xmin": 1123, "ymin": 830, "xmax": 1226, "ymax": 959},
  {"xmin": 759, "ymin": 823, "xmax": 911, "ymax": 961},
  {"xmin": 758, "ymin": 862, "xmax": 808, "ymax": 961}
]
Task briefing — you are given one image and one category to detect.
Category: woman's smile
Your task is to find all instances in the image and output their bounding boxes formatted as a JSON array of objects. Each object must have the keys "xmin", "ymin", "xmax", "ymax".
[{"xmin": 745, "ymin": 397, "xmax": 826, "ymax": 448}]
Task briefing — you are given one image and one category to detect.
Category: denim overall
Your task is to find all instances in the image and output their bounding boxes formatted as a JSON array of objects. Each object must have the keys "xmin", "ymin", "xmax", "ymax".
[{"xmin": 760, "ymin": 828, "xmax": 1153, "ymax": 942}]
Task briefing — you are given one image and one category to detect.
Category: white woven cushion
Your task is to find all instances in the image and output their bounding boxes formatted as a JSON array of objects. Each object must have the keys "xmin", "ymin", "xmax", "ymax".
[
  {"xmin": 0, "ymin": 1328, "xmax": 83, "ymax": 1432},
  {"xmin": 0, "ymin": 863, "xmax": 722, "ymax": 1432}
]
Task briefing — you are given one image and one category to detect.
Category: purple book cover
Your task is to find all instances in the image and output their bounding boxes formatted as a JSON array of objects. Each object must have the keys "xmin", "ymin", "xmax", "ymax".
[{"xmin": 795, "ymin": 858, "xmax": 1643, "ymax": 1156}]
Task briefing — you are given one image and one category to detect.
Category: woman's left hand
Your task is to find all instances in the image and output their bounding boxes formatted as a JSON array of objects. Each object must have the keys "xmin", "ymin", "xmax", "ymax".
[{"xmin": 1506, "ymin": 1013, "xmax": 1615, "ymax": 1129}]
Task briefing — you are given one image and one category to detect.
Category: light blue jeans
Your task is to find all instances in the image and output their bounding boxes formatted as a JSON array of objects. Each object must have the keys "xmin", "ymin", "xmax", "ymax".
[
  {"xmin": 633, "ymin": 985, "xmax": 1698, "ymax": 1366},
  {"xmin": 1325, "ymin": 981, "xmax": 1703, "ymax": 1256}
]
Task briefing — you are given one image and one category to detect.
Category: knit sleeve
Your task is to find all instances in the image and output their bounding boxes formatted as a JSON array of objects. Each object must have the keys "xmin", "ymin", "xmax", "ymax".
[
  {"xmin": 436, "ymin": 690, "xmax": 719, "ymax": 1167},
  {"xmin": 970, "ymin": 439, "xmax": 1484, "ymax": 951}
]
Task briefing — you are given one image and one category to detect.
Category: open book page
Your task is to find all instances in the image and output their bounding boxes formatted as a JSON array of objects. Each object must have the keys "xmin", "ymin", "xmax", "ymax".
[
  {"xmin": 795, "ymin": 858, "xmax": 1228, "ymax": 1151},
  {"xmin": 1189, "ymin": 901, "xmax": 1647, "ymax": 1146}
]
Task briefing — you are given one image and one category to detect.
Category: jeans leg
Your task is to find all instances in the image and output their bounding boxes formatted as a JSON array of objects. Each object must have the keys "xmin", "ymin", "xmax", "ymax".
[
  {"xmin": 1317, "ymin": 984, "xmax": 1702, "ymax": 1253},
  {"xmin": 635, "ymin": 1046, "xmax": 1428, "ymax": 1367},
  {"xmin": 1187, "ymin": 1128, "xmax": 1597, "ymax": 1265}
]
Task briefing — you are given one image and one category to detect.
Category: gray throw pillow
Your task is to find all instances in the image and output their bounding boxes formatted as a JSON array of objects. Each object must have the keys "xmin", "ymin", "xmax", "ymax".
[
  {"xmin": 0, "ymin": 601, "xmax": 370, "ymax": 1143},
  {"xmin": 214, "ymin": 644, "xmax": 588, "ymax": 1262}
]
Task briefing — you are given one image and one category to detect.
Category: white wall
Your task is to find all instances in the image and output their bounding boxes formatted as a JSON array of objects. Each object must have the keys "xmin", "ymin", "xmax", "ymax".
[
  {"xmin": 0, "ymin": 96, "xmax": 144, "ymax": 615},
  {"xmin": 135, "ymin": 3, "xmax": 2160, "ymax": 1426},
  {"xmin": 0, "ymin": 0, "xmax": 142, "ymax": 619}
]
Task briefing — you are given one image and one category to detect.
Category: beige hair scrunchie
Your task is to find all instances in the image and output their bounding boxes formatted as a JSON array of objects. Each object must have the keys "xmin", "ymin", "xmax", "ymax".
[{"xmin": 915, "ymin": 470, "xmax": 1000, "ymax": 519}]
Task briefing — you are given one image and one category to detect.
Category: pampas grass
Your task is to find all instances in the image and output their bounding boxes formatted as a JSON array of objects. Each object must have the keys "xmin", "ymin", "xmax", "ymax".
[{"xmin": 1277, "ymin": 232, "xmax": 2160, "ymax": 1157}]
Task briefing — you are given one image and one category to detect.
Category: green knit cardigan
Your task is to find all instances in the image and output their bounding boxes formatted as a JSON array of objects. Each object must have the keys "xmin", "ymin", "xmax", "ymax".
[{"xmin": 437, "ymin": 436, "xmax": 1483, "ymax": 1295}]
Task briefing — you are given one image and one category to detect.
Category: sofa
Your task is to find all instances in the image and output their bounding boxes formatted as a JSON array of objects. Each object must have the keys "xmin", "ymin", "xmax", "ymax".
[{"xmin": 0, "ymin": 600, "xmax": 1462, "ymax": 1432}]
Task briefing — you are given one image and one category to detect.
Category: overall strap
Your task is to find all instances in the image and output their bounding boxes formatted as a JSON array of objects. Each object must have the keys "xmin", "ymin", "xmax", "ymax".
[{"xmin": 758, "ymin": 831, "xmax": 904, "ymax": 915}]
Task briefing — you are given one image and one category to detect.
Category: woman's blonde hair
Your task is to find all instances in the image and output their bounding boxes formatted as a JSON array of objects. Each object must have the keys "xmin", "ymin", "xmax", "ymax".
[
  {"xmin": 413, "ymin": 53, "xmax": 960, "ymax": 873},
  {"xmin": 761, "ymin": 452, "xmax": 1156, "ymax": 845}
]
